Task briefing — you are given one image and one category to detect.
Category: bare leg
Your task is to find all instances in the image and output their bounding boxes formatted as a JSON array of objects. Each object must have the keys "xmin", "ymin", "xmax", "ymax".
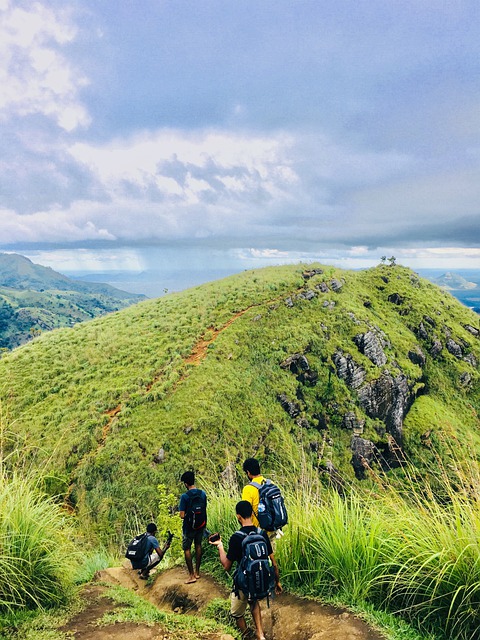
[
  {"xmin": 235, "ymin": 616, "xmax": 248, "ymax": 637},
  {"xmin": 249, "ymin": 600, "xmax": 265, "ymax": 640},
  {"xmin": 194, "ymin": 541, "xmax": 202, "ymax": 578},
  {"xmin": 184, "ymin": 548, "xmax": 196, "ymax": 583}
]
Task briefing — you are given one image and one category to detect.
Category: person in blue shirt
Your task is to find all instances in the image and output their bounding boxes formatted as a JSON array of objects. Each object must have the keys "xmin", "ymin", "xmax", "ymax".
[
  {"xmin": 178, "ymin": 471, "xmax": 207, "ymax": 583},
  {"xmin": 133, "ymin": 522, "xmax": 171, "ymax": 579}
]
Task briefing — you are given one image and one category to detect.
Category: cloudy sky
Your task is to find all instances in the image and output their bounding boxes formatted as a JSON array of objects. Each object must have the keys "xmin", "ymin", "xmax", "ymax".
[{"xmin": 1, "ymin": 0, "xmax": 479, "ymax": 293}]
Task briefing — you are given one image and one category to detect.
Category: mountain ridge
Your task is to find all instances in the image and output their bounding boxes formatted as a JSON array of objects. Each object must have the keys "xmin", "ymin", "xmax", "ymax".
[
  {"xmin": 0, "ymin": 253, "xmax": 147, "ymax": 348},
  {"xmin": 0, "ymin": 262, "xmax": 478, "ymax": 539}
]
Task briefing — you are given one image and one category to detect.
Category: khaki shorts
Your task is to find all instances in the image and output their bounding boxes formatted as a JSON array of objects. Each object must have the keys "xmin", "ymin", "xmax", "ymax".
[{"xmin": 230, "ymin": 590, "xmax": 250, "ymax": 618}]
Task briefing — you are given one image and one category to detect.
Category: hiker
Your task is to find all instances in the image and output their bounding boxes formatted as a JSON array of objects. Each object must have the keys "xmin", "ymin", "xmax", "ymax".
[
  {"xmin": 241, "ymin": 457, "xmax": 288, "ymax": 543},
  {"xmin": 126, "ymin": 522, "xmax": 172, "ymax": 579},
  {"xmin": 178, "ymin": 470, "xmax": 207, "ymax": 583},
  {"xmin": 210, "ymin": 500, "xmax": 282, "ymax": 640}
]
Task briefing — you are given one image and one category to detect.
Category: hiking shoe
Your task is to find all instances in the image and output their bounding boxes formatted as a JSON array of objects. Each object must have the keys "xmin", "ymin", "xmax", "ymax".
[{"xmin": 139, "ymin": 573, "xmax": 149, "ymax": 580}]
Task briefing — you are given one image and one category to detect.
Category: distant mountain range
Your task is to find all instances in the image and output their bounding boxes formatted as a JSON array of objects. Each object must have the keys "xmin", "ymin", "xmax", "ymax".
[
  {"xmin": 0, "ymin": 253, "xmax": 147, "ymax": 349},
  {"xmin": 432, "ymin": 272, "xmax": 478, "ymax": 290}
]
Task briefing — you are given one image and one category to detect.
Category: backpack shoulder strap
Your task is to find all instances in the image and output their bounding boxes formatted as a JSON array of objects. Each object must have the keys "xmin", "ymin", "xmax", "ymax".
[{"xmin": 249, "ymin": 480, "xmax": 263, "ymax": 489}]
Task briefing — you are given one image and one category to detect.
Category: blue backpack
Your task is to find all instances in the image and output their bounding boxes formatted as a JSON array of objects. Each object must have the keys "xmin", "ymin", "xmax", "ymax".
[
  {"xmin": 250, "ymin": 479, "xmax": 288, "ymax": 531},
  {"xmin": 234, "ymin": 530, "xmax": 275, "ymax": 603}
]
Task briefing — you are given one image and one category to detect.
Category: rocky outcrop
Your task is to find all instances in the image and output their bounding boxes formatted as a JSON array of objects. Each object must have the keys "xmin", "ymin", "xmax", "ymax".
[
  {"xmin": 315, "ymin": 282, "xmax": 330, "ymax": 293},
  {"xmin": 342, "ymin": 412, "xmax": 365, "ymax": 434},
  {"xmin": 333, "ymin": 350, "xmax": 366, "ymax": 389},
  {"xmin": 464, "ymin": 324, "xmax": 479, "ymax": 337},
  {"xmin": 446, "ymin": 338, "xmax": 463, "ymax": 358},
  {"xmin": 464, "ymin": 353, "xmax": 477, "ymax": 367},
  {"xmin": 353, "ymin": 331, "xmax": 387, "ymax": 366},
  {"xmin": 430, "ymin": 340, "xmax": 443, "ymax": 358},
  {"xmin": 351, "ymin": 437, "xmax": 381, "ymax": 480},
  {"xmin": 408, "ymin": 348, "xmax": 426, "ymax": 367},
  {"xmin": 280, "ymin": 353, "xmax": 318, "ymax": 385},
  {"xmin": 330, "ymin": 279, "xmax": 343, "ymax": 292},
  {"xmin": 416, "ymin": 322, "xmax": 429, "ymax": 340},
  {"xmin": 388, "ymin": 293, "xmax": 404, "ymax": 305},
  {"xmin": 302, "ymin": 268, "xmax": 323, "ymax": 279},
  {"xmin": 277, "ymin": 393, "xmax": 301, "ymax": 418},
  {"xmin": 357, "ymin": 371, "xmax": 413, "ymax": 445}
]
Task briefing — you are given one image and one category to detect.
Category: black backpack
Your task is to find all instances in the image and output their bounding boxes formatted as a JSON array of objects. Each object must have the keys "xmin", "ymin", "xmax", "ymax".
[
  {"xmin": 125, "ymin": 532, "xmax": 150, "ymax": 563},
  {"xmin": 250, "ymin": 479, "xmax": 288, "ymax": 532},
  {"xmin": 185, "ymin": 489, "xmax": 207, "ymax": 531},
  {"xmin": 234, "ymin": 530, "xmax": 275, "ymax": 603}
]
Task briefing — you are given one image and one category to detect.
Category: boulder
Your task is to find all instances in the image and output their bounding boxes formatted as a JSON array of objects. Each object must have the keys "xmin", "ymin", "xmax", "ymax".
[
  {"xmin": 342, "ymin": 412, "xmax": 365, "ymax": 433},
  {"xmin": 460, "ymin": 372, "xmax": 472, "ymax": 386},
  {"xmin": 416, "ymin": 322, "xmax": 429, "ymax": 340},
  {"xmin": 285, "ymin": 297, "xmax": 294, "ymax": 308},
  {"xmin": 353, "ymin": 331, "xmax": 387, "ymax": 366},
  {"xmin": 333, "ymin": 351, "xmax": 366, "ymax": 389},
  {"xmin": 302, "ymin": 268, "xmax": 324, "ymax": 279},
  {"xmin": 464, "ymin": 324, "xmax": 479, "ymax": 337},
  {"xmin": 464, "ymin": 353, "xmax": 477, "ymax": 367},
  {"xmin": 408, "ymin": 348, "xmax": 426, "ymax": 367},
  {"xmin": 330, "ymin": 278, "xmax": 343, "ymax": 292},
  {"xmin": 430, "ymin": 340, "xmax": 443, "ymax": 359},
  {"xmin": 315, "ymin": 282, "xmax": 330, "ymax": 293},
  {"xmin": 277, "ymin": 393, "xmax": 301, "ymax": 418},
  {"xmin": 351, "ymin": 437, "xmax": 381, "ymax": 480},
  {"xmin": 446, "ymin": 338, "xmax": 463, "ymax": 358},
  {"xmin": 280, "ymin": 353, "xmax": 310, "ymax": 372},
  {"xmin": 388, "ymin": 293, "xmax": 403, "ymax": 305}
]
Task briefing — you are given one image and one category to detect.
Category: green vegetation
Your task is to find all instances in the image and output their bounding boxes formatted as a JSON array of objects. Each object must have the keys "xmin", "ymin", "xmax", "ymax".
[
  {"xmin": 0, "ymin": 262, "xmax": 478, "ymax": 638},
  {"xmin": 0, "ymin": 472, "xmax": 78, "ymax": 612},
  {"xmin": 0, "ymin": 253, "xmax": 145, "ymax": 349}
]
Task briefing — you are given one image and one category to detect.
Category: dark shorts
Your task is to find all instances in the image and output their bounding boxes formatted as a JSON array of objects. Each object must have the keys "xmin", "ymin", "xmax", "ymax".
[{"xmin": 182, "ymin": 527, "xmax": 205, "ymax": 551}]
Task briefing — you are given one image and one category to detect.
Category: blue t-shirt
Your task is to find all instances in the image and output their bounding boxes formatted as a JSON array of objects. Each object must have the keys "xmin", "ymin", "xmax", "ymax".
[{"xmin": 179, "ymin": 488, "xmax": 207, "ymax": 532}]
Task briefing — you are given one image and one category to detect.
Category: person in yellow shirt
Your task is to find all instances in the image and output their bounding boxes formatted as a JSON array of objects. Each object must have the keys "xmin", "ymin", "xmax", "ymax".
[{"xmin": 241, "ymin": 458, "xmax": 266, "ymax": 528}]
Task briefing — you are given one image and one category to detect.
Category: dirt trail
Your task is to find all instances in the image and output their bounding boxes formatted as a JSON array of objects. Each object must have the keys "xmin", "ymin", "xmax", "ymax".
[{"xmin": 58, "ymin": 564, "xmax": 385, "ymax": 640}]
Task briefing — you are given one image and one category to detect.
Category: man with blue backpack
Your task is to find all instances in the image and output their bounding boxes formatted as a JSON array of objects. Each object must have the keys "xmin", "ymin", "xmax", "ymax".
[
  {"xmin": 242, "ymin": 458, "xmax": 288, "ymax": 544},
  {"xmin": 179, "ymin": 470, "xmax": 207, "ymax": 583},
  {"xmin": 210, "ymin": 500, "xmax": 282, "ymax": 640}
]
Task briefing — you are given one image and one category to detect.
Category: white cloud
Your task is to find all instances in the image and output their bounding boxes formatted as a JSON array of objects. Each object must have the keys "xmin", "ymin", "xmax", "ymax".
[{"xmin": 0, "ymin": 0, "xmax": 90, "ymax": 130}]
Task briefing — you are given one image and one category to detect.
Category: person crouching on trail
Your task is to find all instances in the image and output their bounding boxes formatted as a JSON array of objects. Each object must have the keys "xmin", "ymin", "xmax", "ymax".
[
  {"xmin": 210, "ymin": 500, "xmax": 282, "ymax": 640},
  {"xmin": 128, "ymin": 522, "xmax": 171, "ymax": 579},
  {"xmin": 178, "ymin": 470, "xmax": 207, "ymax": 584}
]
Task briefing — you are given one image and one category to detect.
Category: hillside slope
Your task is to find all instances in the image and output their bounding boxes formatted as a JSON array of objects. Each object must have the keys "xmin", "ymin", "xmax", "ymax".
[
  {"xmin": 0, "ymin": 263, "xmax": 478, "ymax": 538},
  {"xmin": 0, "ymin": 253, "xmax": 146, "ymax": 348}
]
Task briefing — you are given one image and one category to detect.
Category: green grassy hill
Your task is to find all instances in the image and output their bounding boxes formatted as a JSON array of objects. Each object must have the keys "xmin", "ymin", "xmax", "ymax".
[
  {"xmin": 0, "ymin": 263, "xmax": 478, "ymax": 538},
  {"xmin": 0, "ymin": 253, "xmax": 146, "ymax": 348}
]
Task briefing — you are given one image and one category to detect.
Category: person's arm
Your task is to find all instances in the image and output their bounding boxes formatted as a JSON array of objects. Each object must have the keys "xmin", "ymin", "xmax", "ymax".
[
  {"xmin": 270, "ymin": 553, "xmax": 282, "ymax": 594},
  {"xmin": 209, "ymin": 536, "xmax": 233, "ymax": 571},
  {"xmin": 179, "ymin": 494, "xmax": 187, "ymax": 520}
]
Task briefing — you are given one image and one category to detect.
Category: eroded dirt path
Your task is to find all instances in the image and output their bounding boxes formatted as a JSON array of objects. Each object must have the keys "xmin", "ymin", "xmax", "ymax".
[{"xmin": 58, "ymin": 564, "xmax": 386, "ymax": 640}]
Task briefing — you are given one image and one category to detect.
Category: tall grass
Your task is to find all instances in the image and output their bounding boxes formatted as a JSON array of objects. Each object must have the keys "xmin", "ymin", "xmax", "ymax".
[
  {"xmin": 0, "ymin": 472, "xmax": 78, "ymax": 611},
  {"xmin": 202, "ymin": 457, "xmax": 480, "ymax": 640}
]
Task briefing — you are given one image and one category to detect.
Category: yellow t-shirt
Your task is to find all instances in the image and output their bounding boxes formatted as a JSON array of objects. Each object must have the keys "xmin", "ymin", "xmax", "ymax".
[{"xmin": 241, "ymin": 475, "xmax": 265, "ymax": 528}]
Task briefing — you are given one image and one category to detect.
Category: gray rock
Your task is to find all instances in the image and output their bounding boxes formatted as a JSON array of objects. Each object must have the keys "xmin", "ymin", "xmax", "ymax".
[
  {"xmin": 424, "ymin": 315, "xmax": 436, "ymax": 327},
  {"xmin": 277, "ymin": 393, "xmax": 301, "ymax": 418},
  {"xmin": 342, "ymin": 412, "xmax": 365, "ymax": 433},
  {"xmin": 408, "ymin": 348, "xmax": 426, "ymax": 367},
  {"xmin": 153, "ymin": 447, "xmax": 165, "ymax": 464},
  {"xmin": 302, "ymin": 268, "xmax": 324, "ymax": 279},
  {"xmin": 464, "ymin": 353, "xmax": 477, "ymax": 367},
  {"xmin": 460, "ymin": 372, "xmax": 472, "ymax": 386},
  {"xmin": 315, "ymin": 282, "xmax": 330, "ymax": 293},
  {"xmin": 252, "ymin": 314, "xmax": 262, "ymax": 322},
  {"xmin": 388, "ymin": 293, "xmax": 403, "ymax": 305},
  {"xmin": 330, "ymin": 278, "xmax": 343, "ymax": 292},
  {"xmin": 285, "ymin": 297, "xmax": 294, "ymax": 308},
  {"xmin": 220, "ymin": 463, "xmax": 237, "ymax": 486},
  {"xmin": 353, "ymin": 331, "xmax": 387, "ymax": 366},
  {"xmin": 417, "ymin": 322, "xmax": 429, "ymax": 340},
  {"xmin": 351, "ymin": 437, "xmax": 381, "ymax": 480},
  {"xmin": 280, "ymin": 353, "xmax": 310, "ymax": 372},
  {"xmin": 304, "ymin": 289, "xmax": 316, "ymax": 300},
  {"xmin": 333, "ymin": 351, "xmax": 366, "ymax": 389},
  {"xmin": 430, "ymin": 340, "xmax": 443, "ymax": 359},
  {"xmin": 464, "ymin": 324, "xmax": 479, "ymax": 337},
  {"xmin": 358, "ymin": 372, "xmax": 412, "ymax": 445},
  {"xmin": 446, "ymin": 339, "xmax": 463, "ymax": 358}
]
